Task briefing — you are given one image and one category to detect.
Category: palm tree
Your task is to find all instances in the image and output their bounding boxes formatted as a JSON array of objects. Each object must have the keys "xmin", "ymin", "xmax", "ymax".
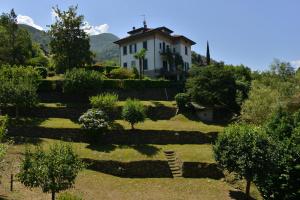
[{"xmin": 134, "ymin": 48, "xmax": 147, "ymax": 79}]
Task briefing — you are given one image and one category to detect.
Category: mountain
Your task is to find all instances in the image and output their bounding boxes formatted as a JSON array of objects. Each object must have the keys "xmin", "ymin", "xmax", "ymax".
[
  {"xmin": 90, "ymin": 33, "xmax": 119, "ymax": 61},
  {"xmin": 19, "ymin": 24, "xmax": 120, "ymax": 61}
]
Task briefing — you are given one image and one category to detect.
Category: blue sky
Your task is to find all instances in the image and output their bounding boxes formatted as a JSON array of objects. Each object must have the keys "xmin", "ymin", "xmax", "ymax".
[{"xmin": 1, "ymin": 0, "xmax": 300, "ymax": 70}]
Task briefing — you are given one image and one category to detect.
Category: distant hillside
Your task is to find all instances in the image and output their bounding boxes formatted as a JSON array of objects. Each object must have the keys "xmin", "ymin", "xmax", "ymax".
[
  {"xmin": 19, "ymin": 24, "xmax": 120, "ymax": 61},
  {"xmin": 90, "ymin": 33, "xmax": 119, "ymax": 61}
]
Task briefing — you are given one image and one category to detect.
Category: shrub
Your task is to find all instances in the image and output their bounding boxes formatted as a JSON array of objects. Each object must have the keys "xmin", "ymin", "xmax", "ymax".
[
  {"xmin": 132, "ymin": 67, "xmax": 139, "ymax": 79},
  {"xmin": 35, "ymin": 67, "xmax": 48, "ymax": 78},
  {"xmin": 0, "ymin": 115, "xmax": 8, "ymax": 142},
  {"xmin": 122, "ymin": 99, "xmax": 146, "ymax": 129},
  {"xmin": 58, "ymin": 193, "xmax": 82, "ymax": 200},
  {"xmin": 89, "ymin": 93, "xmax": 118, "ymax": 120},
  {"xmin": 63, "ymin": 68, "xmax": 104, "ymax": 94},
  {"xmin": 109, "ymin": 68, "xmax": 135, "ymax": 79},
  {"xmin": 175, "ymin": 93, "xmax": 190, "ymax": 110},
  {"xmin": 48, "ymin": 71, "xmax": 56, "ymax": 77},
  {"xmin": 78, "ymin": 109, "xmax": 109, "ymax": 131},
  {"xmin": 0, "ymin": 65, "xmax": 40, "ymax": 117}
]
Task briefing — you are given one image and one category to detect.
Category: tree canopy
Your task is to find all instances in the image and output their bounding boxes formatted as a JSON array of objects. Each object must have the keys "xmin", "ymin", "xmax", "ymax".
[{"xmin": 49, "ymin": 5, "xmax": 93, "ymax": 72}]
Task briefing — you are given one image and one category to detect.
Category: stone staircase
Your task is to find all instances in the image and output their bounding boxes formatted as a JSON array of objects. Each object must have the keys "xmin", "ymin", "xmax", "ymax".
[{"xmin": 164, "ymin": 150, "xmax": 183, "ymax": 178}]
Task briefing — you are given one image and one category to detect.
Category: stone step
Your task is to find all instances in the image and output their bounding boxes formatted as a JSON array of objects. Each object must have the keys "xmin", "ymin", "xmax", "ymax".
[{"xmin": 164, "ymin": 150, "xmax": 183, "ymax": 178}]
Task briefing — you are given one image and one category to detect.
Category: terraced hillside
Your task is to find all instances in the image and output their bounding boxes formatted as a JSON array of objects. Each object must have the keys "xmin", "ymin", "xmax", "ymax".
[{"xmin": 1, "ymin": 101, "xmax": 262, "ymax": 200}]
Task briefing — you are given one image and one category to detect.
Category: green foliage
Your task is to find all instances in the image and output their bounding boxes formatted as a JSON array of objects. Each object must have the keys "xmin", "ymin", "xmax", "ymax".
[
  {"xmin": 58, "ymin": 193, "xmax": 82, "ymax": 200},
  {"xmin": 214, "ymin": 124, "xmax": 272, "ymax": 197},
  {"xmin": 240, "ymin": 80, "xmax": 281, "ymax": 125},
  {"xmin": 254, "ymin": 109, "xmax": 300, "ymax": 199},
  {"xmin": 134, "ymin": 48, "xmax": 147, "ymax": 79},
  {"xmin": 122, "ymin": 99, "xmax": 146, "ymax": 129},
  {"xmin": 132, "ymin": 67, "xmax": 139, "ymax": 79},
  {"xmin": 18, "ymin": 143, "xmax": 85, "ymax": 200},
  {"xmin": 89, "ymin": 93, "xmax": 118, "ymax": 119},
  {"xmin": 78, "ymin": 109, "xmax": 109, "ymax": 131},
  {"xmin": 49, "ymin": 6, "xmax": 93, "ymax": 72},
  {"xmin": 0, "ymin": 9, "xmax": 33, "ymax": 65},
  {"xmin": 109, "ymin": 67, "xmax": 135, "ymax": 79},
  {"xmin": 0, "ymin": 115, "xmax": 8, "ymax": 142},
  {"xmin": 35, "ymin": 67, "xmax": 48, "ymax": 78},
  {"xmin": 175, "ymin": 93, "xmax": 190, "ymax": 110},
  {"xmin": 0, "ymin": 65, "xmax": 40, "ymax": 117},
  {"xmin": 186, "ymin": 64, "xmax": 238, "ymax": 111},
  {"xmin": 63, "ymin": 68, "xmax": 104, "ymax": 94}
]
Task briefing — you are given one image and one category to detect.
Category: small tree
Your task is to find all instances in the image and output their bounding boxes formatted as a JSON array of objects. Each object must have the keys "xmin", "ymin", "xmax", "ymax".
[
  {"xmin": 18, "ymin": 143, "xmax": 85, "ymax": 200},
  {"xmin": 214, "ymin": 124, "xmax": 271, "ymax": 197},
  {"xmin": 122, "ymin": 99, "xmax": 146, "ymax": 129},
  {"xmin": 174, "ymin": 93, "xmax": 190, "ymax": 112},
  {"xmin": 134, "ymin": 48, "xmax": 147, "ymax": 79}
]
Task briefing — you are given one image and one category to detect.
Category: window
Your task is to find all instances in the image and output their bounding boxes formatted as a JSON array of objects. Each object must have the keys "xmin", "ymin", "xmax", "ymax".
[
  {"xmin": 123, "ymin": 62, "xmax": 127, "ymax": 68},
  {"xmin": 131, "ymin": 60, "xmax": 136, "ymax": 67},
  {"xmin": 143, "ymin": 41, "xmax": 148, "ymax": 50},
  {"xmin": 129, "ymin": 45, "xmax": 133, "ymax": 54},
  {"xmin": 123, "ymin": 46, "xmax": 127, "ymax": 55},
  {"xmin": 159, "ymin": 43, "xmax": 162, "ymax": 49},
  {"xmin": 185, "ymin": 46, "xmax": 188, "ymax": 55},
  {"xmin": 163, "ymin": 61, "xmax": 168, "ymax": 70},
  {"xmin": 162, "ymin": 42, "xmax": 166, "ymax": 52},
  {"xmin": 173, "ymin": 48, "xmax": 176, "ymax": 53},
  {"xmin": 134, "ymin": 44, "xmax": 137, "ymax": 53},
  {"xmin": 143, "ymin": 59, "xmax": 148, "ymax": 70}
]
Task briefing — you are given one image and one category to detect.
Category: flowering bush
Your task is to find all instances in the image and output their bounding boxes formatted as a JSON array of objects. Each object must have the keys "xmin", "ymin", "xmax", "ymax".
[{"xmin": 78, "ymin": 109, "xmax": 109, "ymax": 131}]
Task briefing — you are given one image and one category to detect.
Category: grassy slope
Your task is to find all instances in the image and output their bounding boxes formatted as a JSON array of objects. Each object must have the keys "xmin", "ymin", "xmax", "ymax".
[{"xmin": 2, "ymin": 102, "xmax": 262, "ymax": 200}]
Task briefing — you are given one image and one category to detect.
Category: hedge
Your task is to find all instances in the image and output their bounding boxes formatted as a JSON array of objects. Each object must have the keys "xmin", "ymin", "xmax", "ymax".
[{"xmin": 38, "ymin": 79, "xmax": 183, "ymax": 92}]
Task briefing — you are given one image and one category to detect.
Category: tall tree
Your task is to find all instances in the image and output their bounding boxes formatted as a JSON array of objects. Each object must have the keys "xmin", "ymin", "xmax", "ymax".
[
  {"xmin": 206, "ymin": 41, "xmax": 211, "ymax": 65},
  {"xmin": 0, "ymin": 9, "xmax": 32, "ymax": 65},
  {"xmin": 49, "ymin": 5, "xmax": 93, "ymax": 72}
]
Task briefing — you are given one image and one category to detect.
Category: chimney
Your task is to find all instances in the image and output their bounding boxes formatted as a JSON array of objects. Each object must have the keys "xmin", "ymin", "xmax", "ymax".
[
  {"xmin": 132, "ymin": 26, "xmax": 136, "ymax": 30},
  {"xmin": 143, "ymin": 20, "xmax": 147, "ymax": 29}
]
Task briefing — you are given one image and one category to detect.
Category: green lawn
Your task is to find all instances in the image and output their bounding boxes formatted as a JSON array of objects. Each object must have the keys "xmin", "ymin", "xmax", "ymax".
[{"xmin": 9, "ymin": 138, "xmax": 215, "ymax": 163}]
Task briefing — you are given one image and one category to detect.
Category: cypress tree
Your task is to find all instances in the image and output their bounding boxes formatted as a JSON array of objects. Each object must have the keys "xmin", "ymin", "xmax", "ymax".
[{"xmin": 206, "ymin": 41, "xmax": 211, "ymax": 65}]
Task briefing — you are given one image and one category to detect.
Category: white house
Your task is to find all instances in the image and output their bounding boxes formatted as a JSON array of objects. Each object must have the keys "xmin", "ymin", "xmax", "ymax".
[{"xmin": 114, "ymin": 21, "xmax": 196, "ymax": 78}]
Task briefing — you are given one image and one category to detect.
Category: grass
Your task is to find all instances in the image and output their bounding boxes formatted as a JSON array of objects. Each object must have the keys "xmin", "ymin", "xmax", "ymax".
[
  {"xmin": 12, "ymin": 114, "xmax": 223, "ymax": 133},
  {"xmin": 3, "ymin": 100, "xmax": 262, "ymax": 200},
  {"xmin": 9, "ymin": 138, "xmax": 215, "ymax": 163}
]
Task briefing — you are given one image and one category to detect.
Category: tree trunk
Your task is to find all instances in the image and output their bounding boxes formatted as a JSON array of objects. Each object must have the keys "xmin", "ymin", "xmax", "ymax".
[
  {"xmin": 245, "ymin": 179, "xmax": 251, "ymax": 198},
  {"xmin": 15, "ymin": 106, "xmax": 19, "ymax": 119},
  {"xmin": 131, "ymin": 123, "xmax": 134, "ymax": 130},
  {"xmin": 51, "ymin": 191, "xmax": 55, "ymax": 200},
  {"xmin": 139, "ymin": 59, "xmax": 142, "ymax": 80}
]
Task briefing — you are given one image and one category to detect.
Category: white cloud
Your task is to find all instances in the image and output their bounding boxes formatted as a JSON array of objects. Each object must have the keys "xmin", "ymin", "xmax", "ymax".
[
  {"xmin": 17, "ymin": 14, "xmax": 44, "ymax": 31},
  {"xmin": 82, "ymin": 22, "xmax": 109, "ymax": 35},
  {"xmin": 291, "ymin": 60, "xmax": 300, "ymax": 68}
]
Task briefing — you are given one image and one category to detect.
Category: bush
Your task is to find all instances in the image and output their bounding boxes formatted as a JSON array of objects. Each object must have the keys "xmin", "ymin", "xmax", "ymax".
[
  {"xmin": 63, "ymin": 68, "xmax": 104, "ymax": 94},
  {"xmin": 35, "ymin": 67, "xmax": 48, "ymax": 78},
  {"xmin": 122, "ymin": 99, "xmax": 146, "ymax": 129},
  {"xmin": 109, "ymin": 68, "xmax": 135, "ymax": 79},
  {"xmin": 0, "ymin": 115, "xmax": 8, "ymax": 142},
  {"xmin": 0, "ymin": 65, "xmax": 40, "ymax": 117},
  {"xmin": 58, "ymin": 193, "xmax": 82, "ymax": 200},
  {"xmin": 89, "ymin": 93, "xmax": 118, "ymax": 120},
  {"xmin": 175, "ymin": 93, "xmax": 190, "ymax": 110},
  {"xmin": 132, "ymin": 67, "xmax": 139, "ymax": 79},
  {"xmin": 78, "ymin": 109, "xmax": 109, "ymax": 131},
  {"xmin": 48, "ymin": 71, "xmax": 56, "ymax": 77}
]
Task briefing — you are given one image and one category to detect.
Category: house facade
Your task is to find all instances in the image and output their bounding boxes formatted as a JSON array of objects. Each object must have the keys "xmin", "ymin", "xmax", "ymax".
[{"xmin": 114, "ymin": 22, "xmax": 196, "ymax": 78}]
